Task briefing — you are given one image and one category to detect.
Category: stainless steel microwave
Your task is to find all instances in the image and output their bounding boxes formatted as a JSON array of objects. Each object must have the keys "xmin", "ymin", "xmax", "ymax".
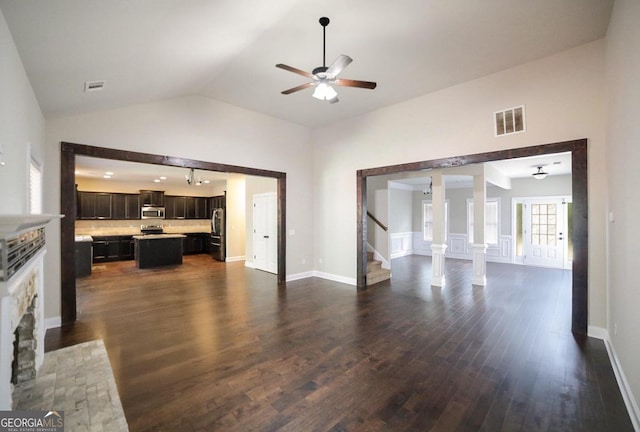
[{"xmin": 141, "ymin": 206, "xmax": 165, "ymax": 219}]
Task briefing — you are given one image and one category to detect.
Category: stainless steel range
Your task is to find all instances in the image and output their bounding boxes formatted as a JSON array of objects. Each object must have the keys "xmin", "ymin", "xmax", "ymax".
[{"xmin": 140, "ymin": 225, "xmax": 164, "ymax": 235}]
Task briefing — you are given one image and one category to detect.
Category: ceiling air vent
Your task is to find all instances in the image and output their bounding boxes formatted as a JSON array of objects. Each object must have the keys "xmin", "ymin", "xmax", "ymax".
[
  {"xmin": 495, "ymin": 105, "xmax": 525, "ymax": 136},
  {"xmin": 84, "ymin": 80, "xmax": 105, "ymax": 93}
]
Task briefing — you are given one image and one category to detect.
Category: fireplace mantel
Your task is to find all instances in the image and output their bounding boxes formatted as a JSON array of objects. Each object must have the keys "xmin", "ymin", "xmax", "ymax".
[
  {"xmin": 0, "ymin": 214, "xmax": 60, "ymax": 409},
  {"xmin": 0, "ymin": 214, "xmax": 63, "ymax": 237}
]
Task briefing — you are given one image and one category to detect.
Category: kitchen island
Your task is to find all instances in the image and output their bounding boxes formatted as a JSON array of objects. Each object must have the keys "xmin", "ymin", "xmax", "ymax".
[{"xmin": 133, "ymin": 234, "xmax": 186, "ymax": 269}]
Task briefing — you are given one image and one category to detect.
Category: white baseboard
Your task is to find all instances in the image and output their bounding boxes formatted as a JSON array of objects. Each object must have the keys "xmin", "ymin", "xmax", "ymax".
[
  {"xmin": 286, "ymin": 271, "xmax": 314, "ymax": 282},
  {"xmin": 587, "ymin": 325, "xmax": 609, "ymax": 340},
  {"xmin": 595, "ymin": 329, "xmax": 640, "ymax": 431},
  {"xmin": 225, "ymin": 255, "xmax": 245, "ymax": 263},
  {"xmin": 45, "ymin": 316, "xmax": 61, "ymax": 330},
  {"xmin": 244, "ymin": 261, "xmax": 255, "ymax": 268},
  {"xmin": 312, "ymin": 271, "xmax": 356, "ymax": 286}
]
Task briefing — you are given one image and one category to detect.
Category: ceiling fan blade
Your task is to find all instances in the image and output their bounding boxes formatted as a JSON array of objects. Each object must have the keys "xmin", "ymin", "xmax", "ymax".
[
  {"xmin": 335, "ymin": 78, "xmax": 377, "ymax": 90},
  {"xmin": 326, "ymin": 55, "xmax": 353, "ymax": 77},
  {"xmin": 276, "ymin": 64, "xmax": 313, "ymax": 79},
  {"xmin": 281, "ymin": 82, "xmax": 315, "ymax": 95}
]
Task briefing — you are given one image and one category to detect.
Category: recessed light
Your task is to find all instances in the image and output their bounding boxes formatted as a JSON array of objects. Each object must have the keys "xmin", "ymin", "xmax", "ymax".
[
  {"xmin": 153, "ymin": 179, "xmax": 161, "ymax": 183},
  {"xmin": 159, "ymin": 176, "xmax": 167, "ymax": 180},
  {"xmin": 105, "ymin": 171, "xmax": 114, "ymax": 175},
  {"xmin": 103, "ymin": 175, "xmax": 111, "ymax": 179},
  {"xmin": 203, "ymin": 180, "xmax": 210, "ymax": 184}
]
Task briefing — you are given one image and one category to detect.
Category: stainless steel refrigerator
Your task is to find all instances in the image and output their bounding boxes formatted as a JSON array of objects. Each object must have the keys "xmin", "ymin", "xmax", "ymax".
[{"xmin": 210, "ymin": 207, "xmax": 225, "ymax": 261}]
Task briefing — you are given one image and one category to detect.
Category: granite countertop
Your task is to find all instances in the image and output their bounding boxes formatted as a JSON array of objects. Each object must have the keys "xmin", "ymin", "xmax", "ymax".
[
  {"xmin": 74, "ymin": 235, "xmax": 94, "ymax": 242},
  {"xmin": 132, "ymin": 234, "xmax": 187, "ymax": 240}
]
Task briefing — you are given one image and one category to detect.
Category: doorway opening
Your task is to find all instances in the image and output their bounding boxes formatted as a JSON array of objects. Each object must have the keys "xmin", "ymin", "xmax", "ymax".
[
  {"xmin": 357, "ymin": 139, "xmax": 588, "ymax": 334},
  {"xmin": 60, "ymin": 142, "xmax": 287, "ymax": 325}
]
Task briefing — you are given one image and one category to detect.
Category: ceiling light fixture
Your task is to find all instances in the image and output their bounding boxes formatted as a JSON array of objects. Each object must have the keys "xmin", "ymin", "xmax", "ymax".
[
  {"xmin": 185, "ymin": 168, "xmax": 194, "ymax": 185},
  {"xmin": 312, "ymin": 82, "xmax": 338, "ymax": 101},
  {"xmin": 532, "ymin": 166, "xmax": 548, "ymax": 180}
]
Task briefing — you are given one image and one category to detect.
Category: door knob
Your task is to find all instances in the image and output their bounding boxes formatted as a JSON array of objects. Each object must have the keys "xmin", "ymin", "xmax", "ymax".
[{"xmin": 264, "ymin": 235, "xmax": 269, "ymax": 239}]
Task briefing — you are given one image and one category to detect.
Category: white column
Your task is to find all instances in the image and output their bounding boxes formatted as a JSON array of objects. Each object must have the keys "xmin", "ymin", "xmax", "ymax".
[
  {"xmin": 472, "ymin": 174, "xmax": 487, "ymax": 286},
  {"xmin": 431, "ymin": 173, "xmax": 446, "ymax": 287}
]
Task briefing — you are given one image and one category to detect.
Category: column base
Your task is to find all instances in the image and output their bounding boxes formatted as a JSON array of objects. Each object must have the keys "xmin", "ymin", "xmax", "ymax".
[
  {"xmin": 431, "ymin": 243, "xmax": 447, "ymax": 287},
  {"xmin": 471, "ymin": 243, "xmax": 487, "ymax": 286}
]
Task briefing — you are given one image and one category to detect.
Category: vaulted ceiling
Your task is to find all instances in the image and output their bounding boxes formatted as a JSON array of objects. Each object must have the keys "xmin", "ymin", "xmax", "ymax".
[{"xmin": 1, "ymin": 0, "xmax": 613, "ymax": 128}]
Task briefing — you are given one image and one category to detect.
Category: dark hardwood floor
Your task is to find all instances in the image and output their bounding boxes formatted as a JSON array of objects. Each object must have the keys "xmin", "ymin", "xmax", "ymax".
[{"xmin": 45, "ymin": 255, "xmax": 633, "ymax": 431}]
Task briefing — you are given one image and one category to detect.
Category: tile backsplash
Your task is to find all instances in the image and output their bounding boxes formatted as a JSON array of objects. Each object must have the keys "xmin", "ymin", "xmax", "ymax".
[{"xmin": 76, "ymin": 219, "xmax": 211, "ymax": 235}]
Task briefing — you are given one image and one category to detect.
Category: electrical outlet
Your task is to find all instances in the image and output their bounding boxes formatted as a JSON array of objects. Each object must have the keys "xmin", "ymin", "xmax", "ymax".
[
  {"xmin": 614, "ymin": 323, "xmax": 618, "ymax": 336},
  {"xmin": 301, "ymin": 258, "xmax": 306, "ymax": 265},
  {"xmin": 318, "ymin": 258, "xmax": 323, "ymax": 264}
]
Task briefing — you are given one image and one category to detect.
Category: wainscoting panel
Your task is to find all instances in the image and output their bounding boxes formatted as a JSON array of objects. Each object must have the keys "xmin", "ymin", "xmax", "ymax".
[
  {"xmin": 403, "ymin": 232, "xmax": 512, "ymax": 264},
  {"xmin": 390, "ymin": 232, "xmax": 413, "ymax": 259}
]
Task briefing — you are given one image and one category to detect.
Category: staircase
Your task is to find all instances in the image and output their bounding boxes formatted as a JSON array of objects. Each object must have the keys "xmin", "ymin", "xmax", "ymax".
[{"xmin": 366, "ymin": 251, "xmax": 391, "ymax": 286}]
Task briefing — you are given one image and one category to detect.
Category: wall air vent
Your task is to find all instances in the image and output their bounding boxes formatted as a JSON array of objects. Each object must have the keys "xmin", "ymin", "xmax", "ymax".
[
  {"xmin": 84, "ymin": 80, "xmax": 105, "ymax": 92},
  {"xmin": 495, "ymin": 105, "xmax": 525, "ymax": 137}
]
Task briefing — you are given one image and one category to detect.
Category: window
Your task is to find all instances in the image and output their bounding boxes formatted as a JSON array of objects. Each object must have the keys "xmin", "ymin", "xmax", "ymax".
[
  {"xmin": 468, "ymin": 198, "xmax": 499, "ymax": 244},
  {"xmin": 29, "ymin": 159, "xmax": 42, "ymax": 214},
  {"xmin": 423, "ymin": 200, "xmax": 448, "ymax": 241}
]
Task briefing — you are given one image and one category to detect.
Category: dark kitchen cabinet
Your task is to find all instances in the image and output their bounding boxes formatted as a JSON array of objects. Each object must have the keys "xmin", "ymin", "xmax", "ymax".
[
  {"xmin": 77, "ymin": 192, "xmax": 112, "ymax": 219},
  {"xmin": 174, "ymin": 196, "xmax": 187, "ymax": 219},
  {"xmin": 209, "ymin": 195, "xmax": 226, "ymax": 211},
  {"xmin": 182, "ymin": 233, "xmax": 209, "ymax": 255},
  {"xmin": 195, "ymin": 197, "xmax": 208, "ymax": 219},
  {"xmin": 165, "ymin": 196, "xmax": 209, "ymax": 220},
  {"xmin": 139, "ymin": 190, "xmax": 164, "ymax": 207},
  {"xmin": 185, "ymin": 197, "xmax": 196, "ymax": 219},
  {"xmin": 111, "ymin": 194, "xmax": 126, "ymax": 219},
  {"xmin": 125, "ymin": 194, "xmax": 140, "ymax": 219},
  {"xmin": 164, "ymin": 196, "xmax": 176, "ymax": 219},
  {"xmin": 92, "ymin": 236, "xmax": 134, "ymax": 262}
]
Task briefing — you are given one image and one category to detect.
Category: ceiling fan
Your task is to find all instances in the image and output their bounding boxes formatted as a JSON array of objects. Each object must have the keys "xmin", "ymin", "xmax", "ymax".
[{"xmin": 276, "ymin": 17, "xmax": 377, "ymax": 104}]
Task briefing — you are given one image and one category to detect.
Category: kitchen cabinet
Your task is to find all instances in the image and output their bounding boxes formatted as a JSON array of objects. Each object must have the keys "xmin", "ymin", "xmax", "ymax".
[
  {"xmin": 75, "ymin": 237, "xmax": 93, "ymax": 277},
  {"xmin": 183, "ymin": 233, "xmax": 207, "ymax": 255},
  {"xmin": 124, "ymin": 194, "xmax": 140, "ymax": 219},
  {"xmin": 195, "ymin": 197, "xmax": 208, "ymax": 219},
  {"xmin": 134, "ymin": 235, "xmax": 184, "ymax": 268},
  {"xmin": 164, "ymin": 196, "xmax": 176, "ymax": 219},
  {"xmin": 140, "ymin": 190, "xmax": 164, "ymax": 207},
  {"xmin": 77, "ymin": 192, "xmax": 112, "ymax": 220},
  {"xmin": 112, "ymin": 194, "xmax": 140, "ymax": 220},
  {"xmin": 92, "ymin": 235, "xmax": 134, "ymax": 263},
  {"xmin": 209, "ymin": 195, "xmax": 226, "ymax": 211},
  {"xmin": 165, "ymin": 196, "xmax": 209, "ymax": 220}
]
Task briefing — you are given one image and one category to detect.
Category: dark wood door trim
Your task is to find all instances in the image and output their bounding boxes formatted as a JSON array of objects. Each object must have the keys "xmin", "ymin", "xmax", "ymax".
[
  {"xmin": 60, "ymin": 142, "xmax": 287, "ymax": 325},
  {"xmin": 356, "ymin": 138, "xmax": 588, "ymax": 335}
]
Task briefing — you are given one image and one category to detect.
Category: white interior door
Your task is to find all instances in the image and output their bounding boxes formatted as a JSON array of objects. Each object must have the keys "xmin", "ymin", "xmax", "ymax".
[
  {"xmin": 522, "ymin": 198, "xmax": 567, "ymax": 269},
  {"xmin": 253, "ymin": 193, "xmax": 277, "ymax": 274}
]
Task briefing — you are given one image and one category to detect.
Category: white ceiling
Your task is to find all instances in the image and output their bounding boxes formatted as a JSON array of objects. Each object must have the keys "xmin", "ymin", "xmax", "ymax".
[
  {"xmin": 0, "ymin": 0, "xmax": 613, "ymax": 127},
  {"xmin": 76, "ymin": 151, "xmax": 571, "ymax": 192},
  {"xmin": 391, "ymin": 152, "xmax": 572, "ymax": 189}
]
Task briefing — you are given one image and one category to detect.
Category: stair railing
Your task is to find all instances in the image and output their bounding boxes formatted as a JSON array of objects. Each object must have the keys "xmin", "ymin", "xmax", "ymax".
[{"xmin": 367, "ymin": 211, "xmax": 388, "ymax": 232}]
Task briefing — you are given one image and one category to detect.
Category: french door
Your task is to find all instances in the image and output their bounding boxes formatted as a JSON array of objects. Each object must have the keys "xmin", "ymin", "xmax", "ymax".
[{"xmin": 521, "ymin": 197, "xmax": 571, "ymax": 269}]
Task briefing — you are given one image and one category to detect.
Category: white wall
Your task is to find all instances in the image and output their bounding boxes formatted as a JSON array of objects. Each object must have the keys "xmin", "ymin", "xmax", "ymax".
[
  {"xmin": 44, "ymin": 95, "xmax": 314, "ymax": 321},
  {"xmin": 312, "ymin": 40, "xmax": 608, "ymax": 329},
  {"xmin": 0, "ymin": 9, "xmax": 45, "ymax": 214},
  {"xmin": 605, "ymin": 0, "xmax": 640, "ymax": 422}
]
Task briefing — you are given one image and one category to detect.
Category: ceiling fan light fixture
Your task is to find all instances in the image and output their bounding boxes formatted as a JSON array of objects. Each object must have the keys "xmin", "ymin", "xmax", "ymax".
[
  {"xmin": 312, "ymin": 82, "xmax": 338, "ymax": 101},
  {"xmin": 532, "ymin": 166, "xmax": 548, "ymax": 180}
]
